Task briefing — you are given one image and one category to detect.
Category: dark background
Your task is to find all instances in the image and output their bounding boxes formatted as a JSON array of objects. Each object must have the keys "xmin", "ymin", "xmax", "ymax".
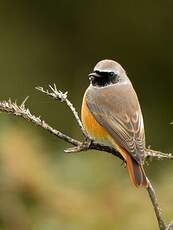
[{"xmin": 0, "ymin": 1, "xmax": 173, "ymax": 230}]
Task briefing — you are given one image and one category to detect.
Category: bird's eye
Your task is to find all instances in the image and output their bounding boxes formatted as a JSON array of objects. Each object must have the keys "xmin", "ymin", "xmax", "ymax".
[{"xmin": 109, "ymin": 72, "xmax": 115, "ymax": 77}]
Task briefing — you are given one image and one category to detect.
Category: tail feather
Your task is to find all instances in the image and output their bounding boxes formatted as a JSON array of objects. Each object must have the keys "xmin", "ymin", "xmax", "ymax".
[{"xmin": 126, "ymin": 153, "xmax": 147, "ymax": 188}]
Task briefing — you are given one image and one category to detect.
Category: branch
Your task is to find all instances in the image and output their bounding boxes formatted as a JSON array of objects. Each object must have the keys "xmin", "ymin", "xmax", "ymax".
[
  {"xmin": 0, "ymin": 84, "xmax": 172, "ymax": 230},
  {"xmin": 146, "ymin": 178, "xmax": 167, "ymax": 230},
  {"xmin": 146, "ymin": 148, "xmax": 173, "ymax": 160},
  {"xmin": 36, "ymin": 84, "xmax": 88, "ymax": 138},
  {"xmin": 0, "ymin": 98, "xmax": 81, "ymax": 147}
]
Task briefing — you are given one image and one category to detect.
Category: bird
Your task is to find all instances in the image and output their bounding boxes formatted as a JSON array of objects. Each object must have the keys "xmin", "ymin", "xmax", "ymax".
[{"xmin": 81, "ymin": 59, "xmax": 147, "ymax": 188}]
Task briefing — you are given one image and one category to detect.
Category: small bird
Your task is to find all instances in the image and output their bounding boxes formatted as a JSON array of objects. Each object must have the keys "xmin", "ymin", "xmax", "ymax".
[{"xmin": 81, "ymin": 59, "xmax": 147, "ymax": 188}]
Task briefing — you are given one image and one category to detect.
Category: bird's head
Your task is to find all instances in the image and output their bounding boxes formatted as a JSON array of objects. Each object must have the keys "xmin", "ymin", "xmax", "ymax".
[{"xmin": 89, "ymin": 59, "xmax": 127, "ymax": 87}]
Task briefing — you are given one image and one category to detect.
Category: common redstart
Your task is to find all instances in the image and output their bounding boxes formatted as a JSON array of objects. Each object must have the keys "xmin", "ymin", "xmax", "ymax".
[{"xmin": 81, "ymin": 59, "xmax": 147, "ymax": 188}]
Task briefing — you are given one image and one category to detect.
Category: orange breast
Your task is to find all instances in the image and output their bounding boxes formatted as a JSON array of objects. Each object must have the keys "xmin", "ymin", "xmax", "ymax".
[
  {"xmin": 81, "ymin": 95, "xmax": 108, "ymax": 142},
  {"xmin": 81, "ymin": 93, "xmax": 127, "ymax": 161}
]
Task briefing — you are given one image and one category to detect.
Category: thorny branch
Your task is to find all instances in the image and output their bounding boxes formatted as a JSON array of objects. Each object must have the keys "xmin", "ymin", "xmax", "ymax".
[
  {"xmin": 35, "ymin": 85, "xmax": 87, "ymax": 137},
  {"xmin": 0, "ymin": 84, "xmax": 173, "ymax": 230}
]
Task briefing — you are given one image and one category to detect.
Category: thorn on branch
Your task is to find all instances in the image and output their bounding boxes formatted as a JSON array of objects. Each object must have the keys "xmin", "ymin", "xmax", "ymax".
[
  {"xmin": 145, "ymin": 148, "xmax": 173, "ymax": 160},
  {"xmin": 35, "ymin": 85, "xmax": 68, "ymax": 102},
  {"xmin": 36, "ymin": 84, "xmax": 88, "ymax": 137}
]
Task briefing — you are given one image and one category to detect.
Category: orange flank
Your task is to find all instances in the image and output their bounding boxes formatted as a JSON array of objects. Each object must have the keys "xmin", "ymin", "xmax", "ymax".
[
  {"xmin": 81, "ymin": 95, "xmax": 127, "ymax": 159},
  {"xmin": 81, "ymin": 96, "xmax": 109, "ymax": 142}
]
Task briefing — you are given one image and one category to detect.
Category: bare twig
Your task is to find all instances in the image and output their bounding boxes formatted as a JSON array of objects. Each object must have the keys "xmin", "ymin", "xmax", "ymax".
[
  {"xmin": 0, "ymin": 84, "xmax": 172, "ymax": 230},
  {"xmin": 146, "ymin": 178, "xmax": 167, "ymax": 230},
  {"xmin": 146, "ymin": 148, "xmax": 173, "ymax": 160},
  {"xmin": 36, "ymin": 84, "xmax": 88, "ymax": 138},
  {"xmin": 0, "ymin": 98, "xmax": 81, "ymax": 147}
]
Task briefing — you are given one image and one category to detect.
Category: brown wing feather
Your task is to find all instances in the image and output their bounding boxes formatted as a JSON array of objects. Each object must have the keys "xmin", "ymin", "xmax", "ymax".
[{"xmin": 86, "ymin": 82, "xmax": 145, "ymax": 164}]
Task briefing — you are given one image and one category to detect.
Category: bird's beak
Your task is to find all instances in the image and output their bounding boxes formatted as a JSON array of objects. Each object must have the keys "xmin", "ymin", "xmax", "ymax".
[{"xmin": 88, "ymin": 72, "xmax": 101, "ymax": 80}]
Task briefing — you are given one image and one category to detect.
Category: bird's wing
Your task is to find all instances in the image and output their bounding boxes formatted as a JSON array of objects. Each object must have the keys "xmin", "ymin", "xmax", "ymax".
[{"xmin": 86, "ymin": 84, "xmax": 145, "ymax": 163}]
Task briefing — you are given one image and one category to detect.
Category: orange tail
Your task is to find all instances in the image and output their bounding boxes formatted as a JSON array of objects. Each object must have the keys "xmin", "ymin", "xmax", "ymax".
[{"xmin": 126, "ymin": 153, "xmax": 148, "ymax": 188}]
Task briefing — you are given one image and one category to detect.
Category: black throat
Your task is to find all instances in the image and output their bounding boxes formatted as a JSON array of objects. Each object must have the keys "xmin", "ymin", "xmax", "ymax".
[{"xmin": 91, "ymin": 71, "xmax": 118, "ymax": 87}]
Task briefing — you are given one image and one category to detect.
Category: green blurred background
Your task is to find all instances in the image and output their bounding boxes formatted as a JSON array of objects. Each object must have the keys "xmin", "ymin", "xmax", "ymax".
[{"xmin": 0, "ymin": 1, "xmax": 173, "ymax": 230}]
